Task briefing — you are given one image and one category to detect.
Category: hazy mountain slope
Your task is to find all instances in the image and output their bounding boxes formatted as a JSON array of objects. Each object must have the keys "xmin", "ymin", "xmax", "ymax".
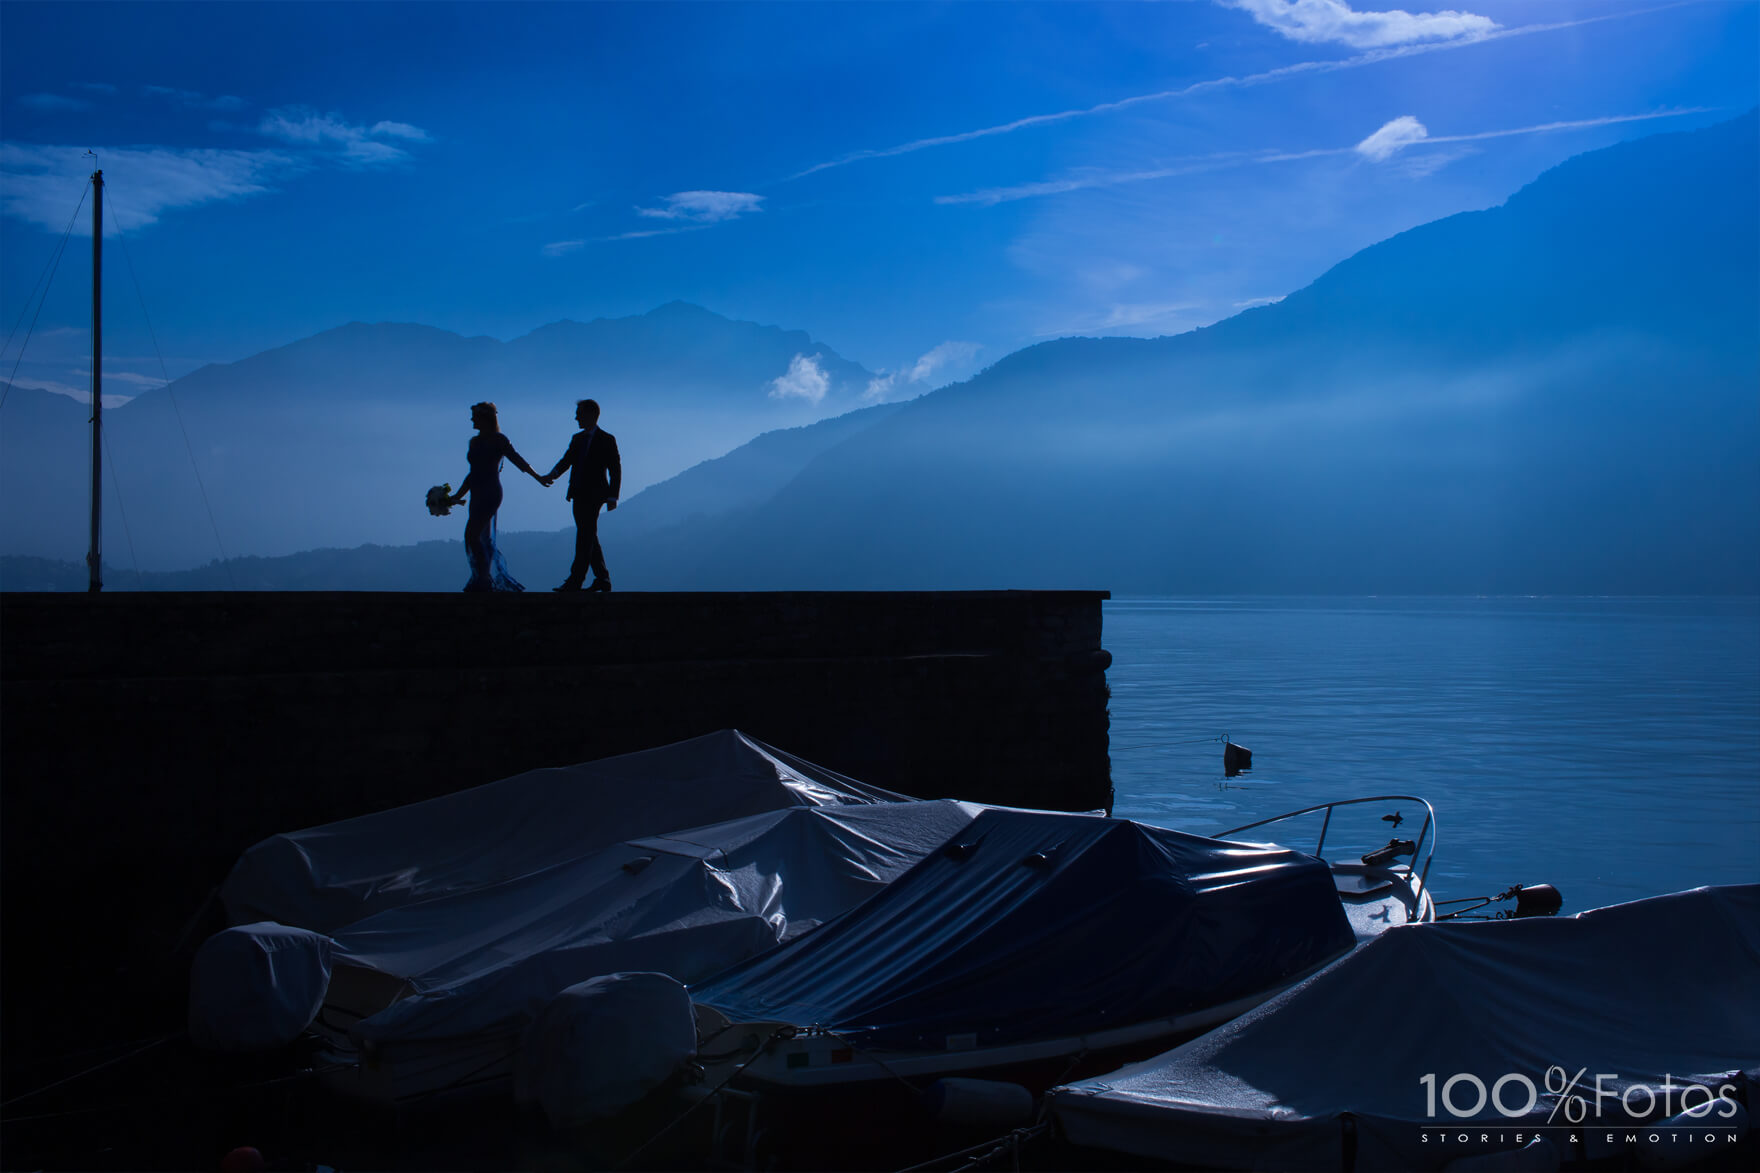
[
  {"xmin": 0, "ymin": 399, "xmax": 905, "ymax": 590},
  {"xmin": 648, "ymin": 113, "xmax": 1760, "ymax": 593},
  {"xmin": 0, "ymin": 304, "xmax": 878, "ymax": 569},
  {"xmin": 613, "ymin": 401, "xmax": 905, "ymax": 536}
]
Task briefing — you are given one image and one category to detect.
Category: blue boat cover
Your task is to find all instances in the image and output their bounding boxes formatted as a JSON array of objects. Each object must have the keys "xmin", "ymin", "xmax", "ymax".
[
  {"xmin": 691, "ymin": 808, "xmax": 1355, "ymax": 1050},
  {"xmin": 1048, "ymin": 885, "xmax": 1760, "ymax": 1173}
]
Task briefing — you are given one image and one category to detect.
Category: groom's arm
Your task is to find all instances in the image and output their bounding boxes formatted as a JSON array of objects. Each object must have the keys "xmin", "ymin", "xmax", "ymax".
[
  {"xmin": 606, "ymin": 436, "xmax": 622, "ymax": 506},
  {"xmin": 544, "ymin": 434, "xmax": 577, "ymax": 481}
]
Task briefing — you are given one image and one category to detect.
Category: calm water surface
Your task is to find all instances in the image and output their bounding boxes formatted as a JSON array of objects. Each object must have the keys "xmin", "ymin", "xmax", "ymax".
[{"xmin": 1104, "ymin": 597, "xmax": 1759, "ymax": 914}]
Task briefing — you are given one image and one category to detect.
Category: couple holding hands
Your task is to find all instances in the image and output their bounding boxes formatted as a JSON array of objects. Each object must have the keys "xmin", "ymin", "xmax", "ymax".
[{"xmin": 450, "ymin": 398, "xmax": 621, "ymax": 593}]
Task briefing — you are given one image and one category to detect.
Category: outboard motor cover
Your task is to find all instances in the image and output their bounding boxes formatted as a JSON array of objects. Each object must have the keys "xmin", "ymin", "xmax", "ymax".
[
  {"xmin": 188, "ymin": 922, "xmax": 335, "ymax": 1052},
  {"xmin": 515, "ymin": 971, "xmax": 696, "ymax": 1127}
]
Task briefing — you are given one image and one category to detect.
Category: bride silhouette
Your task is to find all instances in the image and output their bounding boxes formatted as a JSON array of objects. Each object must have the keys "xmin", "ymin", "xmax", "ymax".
[{"xmin": 448, "ymin": 401, "xmax": 544, "ymax": 592}]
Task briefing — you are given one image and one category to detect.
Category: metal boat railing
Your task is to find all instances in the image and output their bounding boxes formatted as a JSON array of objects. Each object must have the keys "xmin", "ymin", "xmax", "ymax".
[{"xmin": 1221, "ymin": 795, "xmax": 1437, "ymax": 916}]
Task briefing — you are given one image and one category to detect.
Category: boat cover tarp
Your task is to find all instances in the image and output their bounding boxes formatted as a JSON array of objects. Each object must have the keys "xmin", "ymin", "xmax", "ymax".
[
  {"xmin": 691, "ymin": 808, "xmax": 1356, "ymax": 1051},
  {"xmin": 188, "ymin": 923, "xmax": 335, "ymax": 1052},
  {"xmin": 338, "ymin": 799, "xmax": 984, "ymax": 1042},
  {"xmin": 1048, "ymin": 884, "xmax": 1760, "ymax": 1173},
  {"xmin": 222, "ymin": 730, "xmax": 905, "ymax": 933},
  {"xmin": 513, "ymin": 972, "xmax": 696, "ymax": 1126}
]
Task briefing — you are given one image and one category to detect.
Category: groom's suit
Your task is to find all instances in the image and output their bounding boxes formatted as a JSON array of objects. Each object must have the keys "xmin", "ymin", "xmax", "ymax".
[{"xmin": 552, "ymin": 426, "xmax": 621, "ymax": 586}]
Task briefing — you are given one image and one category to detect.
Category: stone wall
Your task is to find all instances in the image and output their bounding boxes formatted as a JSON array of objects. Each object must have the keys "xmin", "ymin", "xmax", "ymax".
[{"xmin": 0, "ymin": 590, "xmax": 1110, "ymax": 1077}]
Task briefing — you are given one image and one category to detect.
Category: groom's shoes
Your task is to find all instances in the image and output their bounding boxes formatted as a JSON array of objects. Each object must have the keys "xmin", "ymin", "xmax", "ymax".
[
  {"xmin": 587, "ymin": 579, "xmax": 612, "ymax": 593},
  {"xmin": 552, "ymin": 580, "xmax": 582, "ymax": 592}
]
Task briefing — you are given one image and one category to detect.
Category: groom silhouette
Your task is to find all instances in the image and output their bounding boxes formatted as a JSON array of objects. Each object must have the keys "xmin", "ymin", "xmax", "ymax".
[{"xmin": 542, "ymin": 399, "xmax": 621, "ymax": 592}]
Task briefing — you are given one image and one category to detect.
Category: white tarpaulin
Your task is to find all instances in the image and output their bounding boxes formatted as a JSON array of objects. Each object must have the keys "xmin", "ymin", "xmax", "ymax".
[
  {"xmin": 333, "ymin": 798, "xmax": 982, "ymax": 1043},
  {"xmin": 221, "ymin": 730, "xmax": 906, "ymax": 933},
  {"xmin": 1048, "ymin": 885, "xmax": 1760, "ymax": 1173}
]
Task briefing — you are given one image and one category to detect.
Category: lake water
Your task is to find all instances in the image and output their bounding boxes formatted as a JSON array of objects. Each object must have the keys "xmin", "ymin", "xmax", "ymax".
[{"xmin": 1103, "ymin": 597, "xmax": 1759, "ymax": 915}]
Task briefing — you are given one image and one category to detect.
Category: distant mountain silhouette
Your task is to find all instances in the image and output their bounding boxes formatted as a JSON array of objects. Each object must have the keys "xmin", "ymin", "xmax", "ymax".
[
  {"xmin": 645, "ymin": 112, "xmax": 1759, "ymax": 593},
  {"xmin": 0, "ymin": 305, "xmax": 878, "ymax": 569}
]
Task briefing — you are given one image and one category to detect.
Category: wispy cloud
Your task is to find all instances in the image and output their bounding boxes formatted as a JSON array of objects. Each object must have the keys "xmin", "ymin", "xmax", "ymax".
[
  {"xmin": 369, "ymin": 120, "xmax": 429, "ymax": 142},
  {"xmin": 541, "ymin": 239, "xmax": 586, "ymax": 258},
  {"xmin": 636, "ymin": 190, "xmax": 764, "ymax": 222},
  {"xmin": 769, "ymin": 353, "xmax": 831, "ymax": 403},
  {"xmin": 1224, "ymin": 0, "xmax": 1498, "ymax": 49},
  {"xmin": 1235, "ymin": 295, "xmax": 1287, "ymax": 308},
  {"xmin": 1356, "ymin": 114, "xmax": 1429, "ymax": 160},
  {"xmin": 256, "ymin": 107, "xmax": 432, "ymax": 165},
  {"xmin": 18, "ymin": 93, "xmax": 89, "ymax": 112},
  {"xmin": 600, "ymin": 224, "xmax": 715, "ymax": 242},
  {"xmin": 0, "ymin": 143, "xmax": 292, "ymax": 234},
  {"xmin": 1036, "ymin": 302, "xmax": 1202, "ymax": 337},
  {"xmin": 144, "ymin": 85, "xmax": 246, "ymax": 112},
  {"xmin": 938, "ymin": 158, "xmax": 1243, "ymax": 207},
  {"xmin": 940, "ymin": 107, "xmax": 1714, "ymax": 206},
  {"xmin": 73, "ymin": 82, "xmax": 118, "ymax": 96},
  {"xmin": 7, "ymin": 378, "xmax": 135, "ymax": 408},
  {"xmin": 864, "ymin": 340, "xmax": 984, "ymax": 401},
  {"xmin": 784, "ymin": 7, "xmax": 1649, "ymax": 182},
  {"xmin": 1358, "ymin": 108, "xmax": 1717, "ymax": 161}
]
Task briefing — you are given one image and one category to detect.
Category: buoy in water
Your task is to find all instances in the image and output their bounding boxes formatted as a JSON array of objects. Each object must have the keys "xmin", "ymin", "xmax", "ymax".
[
  {"xmin": 1510, "ymin": 884, "xmax": 1563, "ymax": 918},
  {"xmin": 1223, "ymin": 742, "xmax": 1252, "ymax": 777}
]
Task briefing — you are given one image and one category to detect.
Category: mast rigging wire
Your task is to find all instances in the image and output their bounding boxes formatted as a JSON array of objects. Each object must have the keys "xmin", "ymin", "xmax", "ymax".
[
  {"xmin": 0, "ymin": 181, "xmax": 89, "ymax": 414},
  {"xmin": 106, "ymin": 191, "xmax": 236, "ymax": 587}
]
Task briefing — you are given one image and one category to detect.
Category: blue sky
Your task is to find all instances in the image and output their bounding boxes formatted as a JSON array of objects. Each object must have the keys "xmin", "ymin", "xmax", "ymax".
[{"xmin": 2, "ymin": 0, "xmax": 1754, "ymax": 405}]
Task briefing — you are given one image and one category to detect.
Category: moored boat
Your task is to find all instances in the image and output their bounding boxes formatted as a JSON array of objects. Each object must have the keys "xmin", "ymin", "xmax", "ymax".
[{"xmin": 1045, "ymin": 883, "xmax": 1760, "ymax": 1173}]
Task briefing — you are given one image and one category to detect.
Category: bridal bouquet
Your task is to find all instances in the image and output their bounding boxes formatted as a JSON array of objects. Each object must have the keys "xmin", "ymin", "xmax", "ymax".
[{"xmin": 425, "ymin": 483, "xmax": 454, "ymax": 517}]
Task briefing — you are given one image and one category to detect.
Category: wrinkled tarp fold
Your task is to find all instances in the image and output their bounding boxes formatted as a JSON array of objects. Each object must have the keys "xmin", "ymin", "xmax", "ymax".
[
  {"xmin": 692, "ymin": 808, "xmax": 1356, "ymax": 1050},
  {"xmin": 1048, "ymin": 884, "xmax": 1760, "ymax": 1173},
  {"xmin": 222, "ymin": 730, "xmax": 906, "ymax": 933}
]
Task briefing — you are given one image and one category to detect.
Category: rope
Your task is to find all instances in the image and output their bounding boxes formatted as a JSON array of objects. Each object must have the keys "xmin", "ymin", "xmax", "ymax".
[
  {"xmin": 1113, "ymin": 733, "xmax": 1232, "ymax": 751},
  {"xmin": 0, "ymin": 1060, "xmax": 344, "ymax": 1126},
  {"xmin": 614, "ymin": 1025, "xmax": 790, "ymax": 1170},
  {"xmin": 896, "ymin": 1122, "xmax": 1051, "ymax": 1173},
  {"xmin": 822, "ymin": 1027, "xmax": 925, "ymax": 1096},
  {"xmin": 106, "ymin": 192, "xmax": 235, "ymax": 587},
  {"xmin": 0, "ymin": 1031, "xmax": 180, "ymax": 1110},
  {"xmin": 0, "ymin": 181, "xmax": 89, "ymax": 414}
]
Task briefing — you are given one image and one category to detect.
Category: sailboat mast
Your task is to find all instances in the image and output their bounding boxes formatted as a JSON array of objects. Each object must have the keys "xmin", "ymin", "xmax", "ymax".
[{"xmin": 89, "ymin": 169, "xmax": 102, "ymax": 593}]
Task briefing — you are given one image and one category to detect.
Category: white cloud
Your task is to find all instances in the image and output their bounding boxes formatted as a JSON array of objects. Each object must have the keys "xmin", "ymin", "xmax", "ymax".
[
  {"xmin": 636, "ymin": 191, "xmax": 764, "ymax": 223},
  {"xmin": 768, "ymin": 353, "xmax": 830, "ymax": 403},
  {"xmin": 541, "ymin": 239, "xmax": 586, "ymax": 258},
  {"xmin": 257, "ymin": 107, "xmax": 432, "ymax": 165},
  {"xmin": 1235, "ymin": 295, "xmax": 1287, "ymax": 308},
  {"xmin": 19, "ymin": 93, "xmax": 88, "ymax": 112},
  {"xmin": 1225, "ymin": 0, "xmax": 1498, "ymax": 49},
  {"xmin": 1356, "ymin": 115, "xmax": 1429, "ymax": 160},
  {"xmin": 0, "ymin": 143, "xmax": 291, "ymax": 234},
  {"xmin": 864, "ymin": 341, "xmax": 984, "ymax": 401}
]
